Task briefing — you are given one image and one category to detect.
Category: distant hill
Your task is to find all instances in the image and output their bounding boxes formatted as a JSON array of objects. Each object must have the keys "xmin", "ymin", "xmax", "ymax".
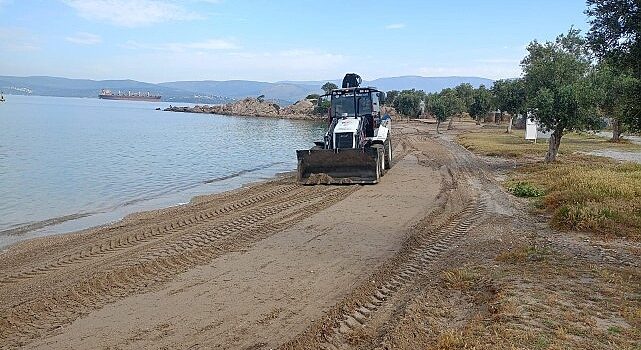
[
  {"xmin": 0, "ymin": 76, "xmax": 232, "ymax": 104},
  {"xmin": 366, "ymin": 76, "xmax": 494, "ymax": 92},
  {"xmin": 0, "ymin": 75, "xmax": 495, "ymax": 104},
  {"xmin": 158, "ymin": 80, "xmax": 319, "ymax": 103}
]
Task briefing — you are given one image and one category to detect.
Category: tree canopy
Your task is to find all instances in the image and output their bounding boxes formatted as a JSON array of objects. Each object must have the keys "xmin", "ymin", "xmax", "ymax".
[
  {"xmin": 426, "ymin": 88, "xmax": 465, "ymax": 133},
  {"xmin": 321, "ymin": 82, "xmax": 338, "ymax": 94},
  {"xmin": 491, "ymin": 79, "xmax": 526, "ymax": 132},
  {"xmin": 384, "ymin": 90, "xmax": 400, "ymax": 106},
  {"xmin": 393, "ymin": 89, "xmax": 424, "ymax": 117},
  {"xmin": 491, "ymin": 79, "xmax": 526, "ymax": 118},
  {"xmin": 586, "ymin": 0, "xmax": 641, "ymax": 133},
  {"xmin": 469, "ymin": 85, "xmax": 494, "ymax": 124},
  {"xmin": 454, "ymin": 83, "xmax": 475, "ymax": 112},
  {"xmin": 586, "ymin": 0, "xmax": 641, "ymax": 76},
  {"xmin": 593, "ymin": 62, "xmax": 640, "ymax": 139},
  {"xmin": 522, "ymin": 29, "xmax": 601, "ymax": 162}
]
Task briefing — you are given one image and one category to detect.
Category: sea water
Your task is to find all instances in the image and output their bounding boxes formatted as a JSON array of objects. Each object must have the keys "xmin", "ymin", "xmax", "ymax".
[{"xmin": 0, "ymin": 95, "xmax": 325, "ymax": 248}]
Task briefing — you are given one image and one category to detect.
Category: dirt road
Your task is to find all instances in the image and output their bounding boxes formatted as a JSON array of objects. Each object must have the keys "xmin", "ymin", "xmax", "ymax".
[{"xmin": 1, "ymin": 122, "xmax": 639, "ymax": 349}]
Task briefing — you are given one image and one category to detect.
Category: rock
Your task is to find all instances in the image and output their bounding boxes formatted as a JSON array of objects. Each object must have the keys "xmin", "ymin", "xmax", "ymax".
[
  {"xmin": 280, "ymin": 99, "xmax": 314, "ymax": 118},
  {"xmin": 165, "ymin": 97, "xmax": 323, "ymax": 120},
  {"xmin": 212, "ymin": 97, "xmax": 281, "ymax": 118}
]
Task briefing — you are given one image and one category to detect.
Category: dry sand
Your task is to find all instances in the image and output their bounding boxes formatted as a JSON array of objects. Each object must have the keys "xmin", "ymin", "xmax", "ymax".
[{"xmin": 1, "ymin": 121, "xmax": 639, "ymax": 349}]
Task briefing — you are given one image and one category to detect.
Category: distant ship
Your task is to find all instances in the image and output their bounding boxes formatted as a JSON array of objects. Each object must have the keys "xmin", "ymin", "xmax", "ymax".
[{"xmin": 99, "ymin": 89, "xmax": 161, "ymax": 102}]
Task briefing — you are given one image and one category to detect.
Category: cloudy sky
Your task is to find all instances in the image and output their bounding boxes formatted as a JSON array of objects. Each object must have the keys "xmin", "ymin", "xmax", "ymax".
[{"xmin": 0, "ymin": 0, "xmax": 590, "ymax": 82}]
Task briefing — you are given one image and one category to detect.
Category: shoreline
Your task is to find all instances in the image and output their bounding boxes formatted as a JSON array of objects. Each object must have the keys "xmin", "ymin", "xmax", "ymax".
[
  {"xmin": 0, "ymin": 169, "xmax": 298, "ymax": 252},
  {"xmin": 165, "ymin": 106, "xmax": 322, "ymax": 121},
  {"xmin": 1, "ymin": 95, "xmax": 325, "ymax": 252}
]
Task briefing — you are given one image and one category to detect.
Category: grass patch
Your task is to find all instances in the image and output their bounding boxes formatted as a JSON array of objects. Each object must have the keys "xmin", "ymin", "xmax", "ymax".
[
  {"xmin": 508, "ymin": 182, "xmax": 545, "ymax": 197},
  {"xmin": 457, "ymin": 129, "xmax": 641, "ymax": 239},
  {"xmin": 441, "ymin": 268, "xmax": 480, "ymax": 290},
  {"xmin": 608, "ymin": 326, "xmax": 622, "ymax": 334},
  {"xmin": 458, "ymin": 129, "xmax": 641, "ymax": 159},
  {"xmin": 435, "ymin": 330, "xmax": 465, "ymax": 349},
  {"xmin": 517, "ymin": 158, "xmax": 641, "ymax": 239},
  {"xmin": 496, "ymin": 245, "xmax": 547, "ymax": 263}
]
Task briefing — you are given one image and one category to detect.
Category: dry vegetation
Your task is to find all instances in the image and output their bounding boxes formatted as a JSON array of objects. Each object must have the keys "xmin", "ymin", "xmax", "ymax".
[
  {"xmin": 458, "ymin": 129, "xmax": 640, "ymax": 159},
  {"xmin": 458, "ymin": 128, "xmax": 641, "ymax": 239},
  {"xmin": 518, "ymin": 157, "xmax": 641, "ymax": 239}
]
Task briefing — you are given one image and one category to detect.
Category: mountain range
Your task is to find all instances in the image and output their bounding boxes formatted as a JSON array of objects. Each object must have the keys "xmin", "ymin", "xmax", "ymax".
[{"xmin": 0, "ymin": 75, "xmax": 494, "ymax": 105}]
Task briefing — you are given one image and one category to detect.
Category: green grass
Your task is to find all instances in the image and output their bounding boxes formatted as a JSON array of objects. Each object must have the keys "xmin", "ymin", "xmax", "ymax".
[{"xmin": 507, "ymin": 182, "xmax": 545, "ymax": 197}]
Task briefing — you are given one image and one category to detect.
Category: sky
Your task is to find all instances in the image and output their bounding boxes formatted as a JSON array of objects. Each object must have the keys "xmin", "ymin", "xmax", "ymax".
[{"xmin": 0, "ymin": 0, "xmax": 591, "ymax": 83}]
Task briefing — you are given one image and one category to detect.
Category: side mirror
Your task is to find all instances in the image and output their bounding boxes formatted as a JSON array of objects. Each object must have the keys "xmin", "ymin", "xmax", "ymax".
[{"xmin": 379, "ymin": 92, "xmax": 386, "ymax": 105}]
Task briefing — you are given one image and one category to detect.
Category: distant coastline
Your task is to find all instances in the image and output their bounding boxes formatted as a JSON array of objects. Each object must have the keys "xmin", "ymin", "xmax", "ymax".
[{"xmin": 0, "ymin": 75, "xmax": 495, "ymax": 105}]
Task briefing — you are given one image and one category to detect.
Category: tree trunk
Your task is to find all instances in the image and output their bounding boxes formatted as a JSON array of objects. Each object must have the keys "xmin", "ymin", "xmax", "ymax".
[
  {"xmin": 611, "ymin": 118, "xmax": 622, "ymax": 142},
  {"xmin": 506, "ymin": 116, "xmax": 513, "ymax": 133},
  {"xmin": 544, "ymin": 128, "xmax": 563, "ymax": 162},
  {"xmin": 436, "ymin": 120, "xmax": 441, "ymax": 134},
  {"xmin": 447, "ymin": 117, "xmax": 454, "ymax": 130},
  {"xmin": 475, "ymin": 115, "xmax": 480, "ymax": 125}
]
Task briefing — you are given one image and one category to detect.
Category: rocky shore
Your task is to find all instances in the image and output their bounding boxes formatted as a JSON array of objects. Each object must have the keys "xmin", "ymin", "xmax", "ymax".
[{"xmin": 164, "ymin": 97, "xmax": 323, "ymax": 120}]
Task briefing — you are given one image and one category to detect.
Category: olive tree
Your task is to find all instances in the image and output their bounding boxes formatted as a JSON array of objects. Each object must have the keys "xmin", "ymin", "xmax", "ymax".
[
  {"xmin": 393, "ymin": 89, "xmax": 425, "ymax": 118},
  {"xmin": 385, "ymin": 90, "xmax": 400, "ymax": 106},
  {"xmin": 586, "ymin": 0, "xmax": 641, "ymax": 77},
  {"xmin": 491, "ymin": 79, "xmax": 526, "ymax": 133},
  {"xmin": 454, "ymin": 83, "xmax": 475, "ymax": 113},
  {"xmin": 593, "ymin": 63, "xmax": 639, "ymax": 141},
  {"xmin": 321, "ymin": 82, "xmax": 338, "ymax": 94},
  {"xmin": 430, "ymin": 89, "xmax": 464, "ymax": 133},
  {"xmin": 393, "ymin": 93, "xmax": 421, "ymax": 117},
  {"xmin": 469, "ymin": 85, "xmax": 494, "ymax": 126},
  {"xmin": 586, "ymin": 0, "xmax": 641, "ymax": 133},
  {"xmin": 522, "ymin": 29, "xmax": 601, "ymax": 162}
]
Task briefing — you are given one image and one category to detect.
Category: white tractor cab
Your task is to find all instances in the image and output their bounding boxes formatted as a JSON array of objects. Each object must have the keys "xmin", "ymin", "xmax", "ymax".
[{"xmin": 296, "ymin": 73, "xmax": 392, "ymax": 184}]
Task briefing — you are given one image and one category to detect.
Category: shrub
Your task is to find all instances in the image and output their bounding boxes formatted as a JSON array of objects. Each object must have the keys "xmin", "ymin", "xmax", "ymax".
[
  {"xmin": 313, "ymin": 100, "xmax": 330, "ymax": 116},
  {"xmin": 508, "ymin": 182, "xmax": 544, "ymax": 197}
]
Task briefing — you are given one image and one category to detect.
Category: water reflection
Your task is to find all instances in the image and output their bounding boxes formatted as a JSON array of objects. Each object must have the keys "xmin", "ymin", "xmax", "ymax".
[{"xmin": 0, "ymin": 95, "xmax": 325, "ymax": 247}]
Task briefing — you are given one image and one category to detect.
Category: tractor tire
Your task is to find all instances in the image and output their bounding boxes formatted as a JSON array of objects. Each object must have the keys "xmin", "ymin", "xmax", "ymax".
[
  {"xmin": 373, "ymin": 144, "xmax": 385, "ymax": 178},
  {"xmin": 384, "ymin": 139, "xmax": 392, "ymax": 169}
]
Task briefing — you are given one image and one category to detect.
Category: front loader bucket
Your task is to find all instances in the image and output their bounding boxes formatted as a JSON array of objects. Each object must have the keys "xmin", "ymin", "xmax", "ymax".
[{"xmin": 296, "ymin": 148, "xmax": 380, "ymax": 185}]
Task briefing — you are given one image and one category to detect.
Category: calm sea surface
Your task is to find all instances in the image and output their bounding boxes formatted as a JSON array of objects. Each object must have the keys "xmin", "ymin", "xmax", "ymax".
[{"xmin": 0, "ymin": 95, "xmax": 325, "ymax": 249}]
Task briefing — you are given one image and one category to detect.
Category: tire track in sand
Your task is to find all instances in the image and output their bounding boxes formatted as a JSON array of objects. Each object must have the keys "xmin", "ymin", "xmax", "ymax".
[
  {"xmin": 280, "ymin": 124, "xmax": 486, "ymax": 350},
  {"xmin": 0, "ymin": 183, "xmax": 358, "ymax": 348},
  {"xmin": 0, "ymin": 183, "xmax": 300, "ymax": 284},
  {"xmin": 315, "ymin": 197, "xmax": 486, "ymax": 350}
]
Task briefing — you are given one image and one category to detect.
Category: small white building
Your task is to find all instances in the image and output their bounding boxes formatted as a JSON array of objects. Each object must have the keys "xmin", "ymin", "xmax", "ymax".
[{"xmin": 525, "ymin": 113, "xmax": 552, "ymax": 142}]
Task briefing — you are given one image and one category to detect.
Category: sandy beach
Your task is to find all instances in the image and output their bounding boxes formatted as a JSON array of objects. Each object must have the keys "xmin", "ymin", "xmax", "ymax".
[{"xmin": 1, "ymin": 121, "xmax": 639, "ymax": 349}]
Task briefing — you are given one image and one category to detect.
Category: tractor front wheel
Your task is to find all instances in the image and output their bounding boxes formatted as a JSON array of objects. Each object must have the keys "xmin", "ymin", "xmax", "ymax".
[{"xmin": 384, "ymin": 139, "xmax": 392, "ymax": 169}]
